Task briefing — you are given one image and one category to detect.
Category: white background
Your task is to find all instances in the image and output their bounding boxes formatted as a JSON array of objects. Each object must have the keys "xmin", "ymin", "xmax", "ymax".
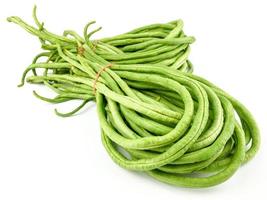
[{"xmin": 0, "ymin": 0, "xmax": 267, "ymax": 199}]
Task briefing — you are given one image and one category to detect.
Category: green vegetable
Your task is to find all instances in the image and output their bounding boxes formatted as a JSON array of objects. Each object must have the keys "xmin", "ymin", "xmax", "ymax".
[{"xmin": 7, "ymin": 6, "xmax": 260, "ymax": 188}]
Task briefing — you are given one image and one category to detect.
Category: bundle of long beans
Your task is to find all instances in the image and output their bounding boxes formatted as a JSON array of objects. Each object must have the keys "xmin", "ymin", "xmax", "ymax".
[{"xmin": 7, "ymin": 6, "xmax": 260, "ymax": 188}]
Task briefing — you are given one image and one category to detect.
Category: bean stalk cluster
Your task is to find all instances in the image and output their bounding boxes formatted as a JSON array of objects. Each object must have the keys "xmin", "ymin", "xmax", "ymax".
[{"xmin": 7, "ymin": 6, "xmax": 260, "ymax": 188}]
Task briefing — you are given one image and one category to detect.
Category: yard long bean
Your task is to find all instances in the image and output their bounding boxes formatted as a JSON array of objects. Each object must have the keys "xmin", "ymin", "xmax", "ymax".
[{"xmin": 7, "ymin": 7, "xmax": 260, "ymax": 188}]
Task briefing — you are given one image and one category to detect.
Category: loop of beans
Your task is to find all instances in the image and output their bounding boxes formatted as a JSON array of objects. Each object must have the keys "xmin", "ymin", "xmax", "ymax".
[{"xmin": 7, "ymin": 6, "xmax": 260, "ymax": 188}]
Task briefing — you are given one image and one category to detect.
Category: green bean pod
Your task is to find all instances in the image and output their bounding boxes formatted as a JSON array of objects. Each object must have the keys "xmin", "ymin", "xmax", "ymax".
[{"xmin": 7, "ymin": 7, "xmax": 260, "ymax": 188}]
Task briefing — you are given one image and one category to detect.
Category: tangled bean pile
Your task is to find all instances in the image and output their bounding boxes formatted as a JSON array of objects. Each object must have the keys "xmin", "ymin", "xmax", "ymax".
[{"xmin": 7, "ymin": 6, "xmax": 260, "ymax": 188}]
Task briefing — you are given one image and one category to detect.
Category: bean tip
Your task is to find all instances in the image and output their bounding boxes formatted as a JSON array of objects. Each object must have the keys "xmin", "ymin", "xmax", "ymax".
[
  {"xmin": 6, "ymin": 17, "xmax": 13, "ymax": 22},
  {"xmin": 17, "ymin": 83, "xmax": 24, "ymax": 87},
  {"xmin": 32, "ymin": 90, "xmax": 38, "ymax": 96}
]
